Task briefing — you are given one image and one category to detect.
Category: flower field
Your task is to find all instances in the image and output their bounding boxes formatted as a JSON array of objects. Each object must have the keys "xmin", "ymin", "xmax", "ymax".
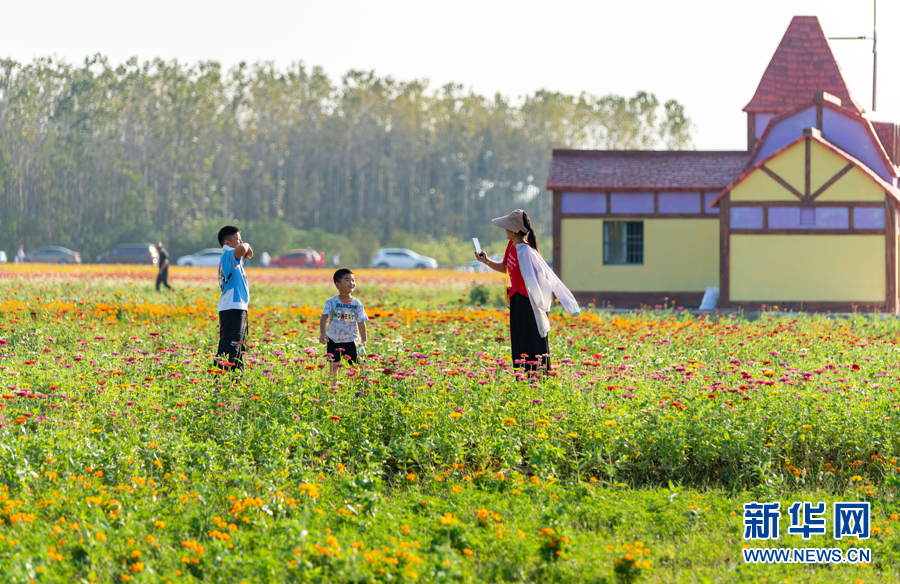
[{"xmin": 2, "ymin": 265, "xmax": 900, "ymax": 582}]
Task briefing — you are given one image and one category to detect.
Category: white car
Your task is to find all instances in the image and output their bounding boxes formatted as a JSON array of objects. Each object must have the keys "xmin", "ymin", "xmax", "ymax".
[
  {"xmin": 176, "ymin": 248, "xmax": 223, "ymax": 267},
  {"xmin": 371, "ymin": 248, "xmax": 438, "ymax": 269},
  {"xmin": 460, "ymin": 254, "xmax": 502, "ymax": 272}
]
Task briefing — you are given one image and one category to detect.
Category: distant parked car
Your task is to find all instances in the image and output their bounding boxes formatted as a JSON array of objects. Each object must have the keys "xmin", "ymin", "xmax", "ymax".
[
  {"xmin": 24, "ymin": 246, "xmax": 82, "ymax": 264},
  {"xmin": 96, "ymin": 244, "xmax": 158, "ymax": 266},
  {"xmin": 460, "ymin": 254, "xmax": 502, "ymax": 273},
  {"xmin": 176, "ymin": 248, "xmax": 223, "ymax": 267},
  {"xmin": 270, "ymin": 249, "xmax": 325, "ymax": 268},
  {"xmin": 371, "ymin": 248, "xmax": 438, "ymax": 269}
]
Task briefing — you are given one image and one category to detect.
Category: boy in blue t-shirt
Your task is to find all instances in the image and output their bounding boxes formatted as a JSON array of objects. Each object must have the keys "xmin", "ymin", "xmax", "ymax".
[
  {"xmin": 216, "ymin": 225, "xmax": 253, "ymax": 371},
  {"xmin": 319, "ymin": 268, "xmax": 368, "ymax": 376}
]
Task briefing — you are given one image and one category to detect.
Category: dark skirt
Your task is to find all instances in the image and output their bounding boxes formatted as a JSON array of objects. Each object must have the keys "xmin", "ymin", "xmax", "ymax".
[{"xmin": 509, "ymin": 292, "xmax": 551, "ymax": 371}]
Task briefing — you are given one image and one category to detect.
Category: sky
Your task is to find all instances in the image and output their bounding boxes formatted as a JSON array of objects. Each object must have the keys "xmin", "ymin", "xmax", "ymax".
[{"xmin": 5, "ymin": 0, "xmax": 897, "ymax": 151}]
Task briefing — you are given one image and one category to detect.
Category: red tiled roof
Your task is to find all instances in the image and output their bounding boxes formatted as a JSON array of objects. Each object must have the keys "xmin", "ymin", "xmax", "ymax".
[
  {"xmin": 546, "ymin": 149, "xmax": 750, "ymax": 191},
  {"xmin": 744, "ymin": 16, "xmax": 863, "ymax": 114},
  {"xmin": 872, "ymin": 121, "xmax": 899, "ymax": 166}
]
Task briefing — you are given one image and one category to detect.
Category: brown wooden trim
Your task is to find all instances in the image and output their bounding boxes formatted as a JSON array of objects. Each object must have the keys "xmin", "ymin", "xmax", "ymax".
[
  {"xmin": 730, "ymin": 200, "xmax": 883, "ymax": 208},
  {"xmin": 760, "ymin": 165, "xmax": 803, "ymax": 198},
  {"xmin": 551, "ymin": 186, "xmax": 727, "ymax": 194},
  {"xmin": 605, "ymin": 191, "xmax": 611, "ymax": 211},
  {"xmin": 747, "ymin": 113, "xmax": 756, "ymax": 151},
  {"xmin": 720, "ymin": 194, "xmax": 730, "ymax": 308},
  {"xmin": 560, "ymin": 213, "xmax": 714, "ymax": 219},
  {"xmin": 816, "ymin": 104, "xmax": 823, "ymax": 130},
  {"xmin": 886, "ymin": 194, "xmax": 898, "ymax": 313},
  {"xmin": 810, "ymin": 163, "xmax": 854, "ymax": 199},
  {"xmin": 653, "ymin": 191, "xmax": 659, "ymax": 214},
  {"xmin": 804, "ymin": 137, "xmax": 811, "ymax": 197},
  {"xmin": 572, "ymin": 291, "xmax": 706, "ymax": 309},
  {"xmin": 762, "ymin": 206, "xmax": 769, "ymax": 229},
  {"xmin": 552, "ymin": 190, "xmax": 562, "ymax": 279},
  {"xmin": 728, "ymin": 301, "xmax": 888, "ymax": 313},
  {"xmin": 730, "ymin": 229, "xmax": 885, "ymax": 235},
  {"xmin": 848, "ymin": 206, "xmax": 855, "ymax": 228}
]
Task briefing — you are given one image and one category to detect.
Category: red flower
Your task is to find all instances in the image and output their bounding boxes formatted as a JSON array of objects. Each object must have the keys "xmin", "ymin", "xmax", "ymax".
[{"xmin": 330, "ymin": 416, "xmax": 341, "ymax": 422}]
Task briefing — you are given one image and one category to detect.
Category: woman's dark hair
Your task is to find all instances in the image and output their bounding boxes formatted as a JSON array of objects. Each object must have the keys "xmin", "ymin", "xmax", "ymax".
[{"xmin": 520, "ymin": 212, "xmax": 538, "ymax": 251}]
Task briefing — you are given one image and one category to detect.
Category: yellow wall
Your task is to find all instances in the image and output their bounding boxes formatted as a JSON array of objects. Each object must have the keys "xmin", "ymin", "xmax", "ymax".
[
  {"xmin": 730, "ymin": 167, "xmax": 799, "ymax": 201},
  {"xmin": 816, "ymin": 166, "xmax": 886, "ymax": 201},
  {"xmin": 764, "ymin": 140, "xmax": 806, "ymax": 194},
  {"xmin": 561, "ymin": 218, "xmax": 719, "ymax": 291},
  {"xmin": 809, "ymin": 139, "xmax": 852, "ymax": 193},
  {"xmin": 730, "ymin": 235, "xmax": 885, "ymax": 302}
]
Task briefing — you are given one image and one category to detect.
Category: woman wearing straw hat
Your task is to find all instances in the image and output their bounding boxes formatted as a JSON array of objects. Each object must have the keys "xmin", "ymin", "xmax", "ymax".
[{"xmin": 475, "ymin": 209, "xmax": 581, "ymax": 371}]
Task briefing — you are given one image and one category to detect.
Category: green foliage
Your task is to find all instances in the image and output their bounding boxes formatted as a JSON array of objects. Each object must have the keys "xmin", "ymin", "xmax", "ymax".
[
  {"xmin": 5, "ymin": 273, "xmax": 899, "ymax": 581},
  {"xmin": 0, "ymin": 56, "xmax": 692, "ymax": 263}
]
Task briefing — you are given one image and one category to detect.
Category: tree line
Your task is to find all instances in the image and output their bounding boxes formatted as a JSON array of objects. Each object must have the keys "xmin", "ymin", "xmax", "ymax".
[{"xmin": 0, "ymin": 55, "xmax": 693, "ymax": 263}]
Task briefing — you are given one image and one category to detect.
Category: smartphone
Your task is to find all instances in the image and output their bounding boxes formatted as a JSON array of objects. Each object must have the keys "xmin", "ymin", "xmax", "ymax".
[{"xmin": 472, "ymin": 237, "xmax": 482, "ymax": 255}]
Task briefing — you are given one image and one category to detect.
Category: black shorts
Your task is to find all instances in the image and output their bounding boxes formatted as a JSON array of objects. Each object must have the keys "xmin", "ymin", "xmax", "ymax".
[{"xmin": 326, "ymin": 339, "xmax": 358, "ymax": 364}]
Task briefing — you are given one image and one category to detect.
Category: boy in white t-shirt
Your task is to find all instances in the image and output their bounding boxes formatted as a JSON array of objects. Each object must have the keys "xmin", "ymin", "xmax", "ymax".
[{"xmin": 319, "ymin": 268, "xmax": 368, "ymax": 376}]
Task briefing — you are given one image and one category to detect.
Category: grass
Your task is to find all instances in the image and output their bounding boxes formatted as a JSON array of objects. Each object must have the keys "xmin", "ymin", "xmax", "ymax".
[{"xmin": 0, "ymin": 264, "xmax": 898, "ymax": 582}]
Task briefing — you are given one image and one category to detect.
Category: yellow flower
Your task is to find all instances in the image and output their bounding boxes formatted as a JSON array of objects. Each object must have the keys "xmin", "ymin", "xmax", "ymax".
[
  {"xmin": 566, "ymin": 433, "xmax": 578, "ymax": 438},
  {"xmin": 406, "ymin": 473, "xmax": 416, "ymax": 482},
  {"xmin": 503, "ymin": 418, "xmax": 516, "ymax": 426},
  {"xmin": 604, "ymin": 420, "xmax": 617, "ymax": 427},
  {"xmin": 449, "ymin": 413, "xmax": 461, "ymax": 419},
  {"xmin": 802, "ymin": 424, "xmax": 812, "ymax": 431},
  {"xmin": 439, "ymin": 513, "xmax": 460, "ymax": 526}
]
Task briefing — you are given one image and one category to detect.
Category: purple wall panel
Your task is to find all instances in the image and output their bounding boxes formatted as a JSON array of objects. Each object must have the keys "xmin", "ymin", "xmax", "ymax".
[
  {"xmin": 704, "ymin": 192, "xmax": 720, "ymax": 213},
  {"xmin": 658, "ymin": 192, "xmax": 700, "ymax": 213},
  {"xmin": 815, "ymin": 207, "xmax": 850, "ymax": 228},
  {"xmin": 853, "ymin": 207, "xmax": 885, "ymax": 229},
  {"xmin": 822, "ymin": 108, "xmax": 892, "ymax": 182},
  {"xmin": 610, "ymin": 192, "xmax": 654, "ymax": 214},
  {"xmin": 768, "ymin": 207, "xmax": 848, "ymax": 229},
  {"xmin": 753, "ymin": 107, "xmax": 816, "ymax": 165},
  {"xmin": 730, "ymin": 207, "xmax": 764, "ymax": 228},
  {"xmin": 755, "ymin": 113, "xmax": 775, "ymax": 139},
  {"xmin": 561, "ymin": 192, "xmax": 606, "ymax": 214}
]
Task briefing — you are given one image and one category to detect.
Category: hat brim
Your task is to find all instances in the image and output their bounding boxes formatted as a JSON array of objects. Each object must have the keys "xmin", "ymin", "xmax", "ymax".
[{"xmin": 491, "ymin": 216, "xmax": 518, "ymax": 231}]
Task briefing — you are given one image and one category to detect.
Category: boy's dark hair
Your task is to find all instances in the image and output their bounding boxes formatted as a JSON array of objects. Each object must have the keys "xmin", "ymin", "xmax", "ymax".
[
  {"xmin": 333, "ymin": 268, "xmax": 353, "ymax": 283},
  {"xmin": 218, "ymin": 225, "xmax": 240, "ymax": 246}
]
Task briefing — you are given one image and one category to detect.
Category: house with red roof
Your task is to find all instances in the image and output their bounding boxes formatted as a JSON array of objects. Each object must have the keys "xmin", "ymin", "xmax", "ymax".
[{"xmin": 548, "ymin": 16, "xmax": 900, "ymax": 312}]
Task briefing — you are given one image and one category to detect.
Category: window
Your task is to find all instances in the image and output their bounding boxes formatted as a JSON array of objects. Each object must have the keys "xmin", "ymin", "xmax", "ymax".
[
  {"xmin": 799, "ymin": 207, "xmax": 816, "ymax": 226},
  {"xmin": 604, "ymin": 222, "xmax": 643, "ymax": 265}
]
